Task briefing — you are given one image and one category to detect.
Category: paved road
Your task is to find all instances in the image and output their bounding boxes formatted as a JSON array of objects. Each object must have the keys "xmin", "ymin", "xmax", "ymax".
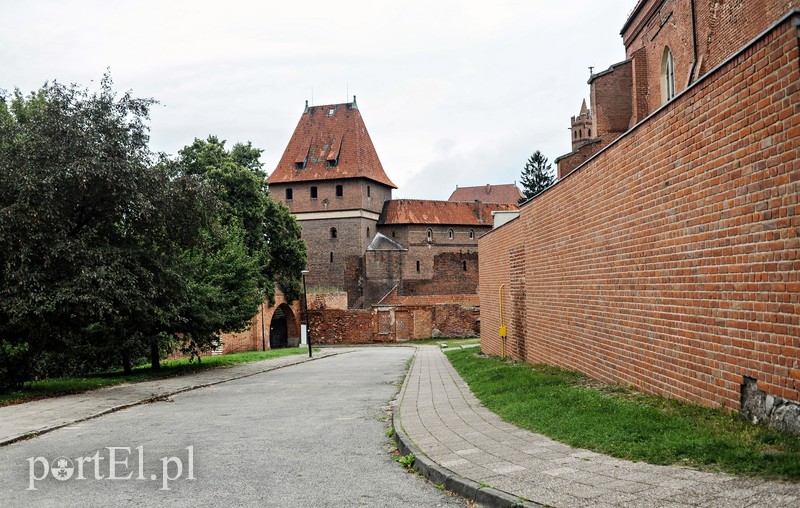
[{"xmin": 0, "ymin": 348, "xmax": 465, "ymax": 507}]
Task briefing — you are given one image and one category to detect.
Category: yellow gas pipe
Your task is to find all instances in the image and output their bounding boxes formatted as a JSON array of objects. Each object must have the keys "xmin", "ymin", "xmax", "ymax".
[{"xmin": 498, "ymin": 284, "xmax": 507, "ymax": 359}]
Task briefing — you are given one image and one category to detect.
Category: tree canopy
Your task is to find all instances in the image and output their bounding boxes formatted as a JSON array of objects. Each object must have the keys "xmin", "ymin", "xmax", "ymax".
[
  {"xmin": 0, "ymin": 76, "xmax": 306, "ymax": 388},
  {"xmin": 519, "ymin": 150, "xmax": 555, "ymax": 202}
]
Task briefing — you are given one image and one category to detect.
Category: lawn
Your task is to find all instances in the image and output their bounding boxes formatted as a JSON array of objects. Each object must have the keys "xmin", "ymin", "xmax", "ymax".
[
  {"xmin": 446, "ymin": 348, "xmax": 800, "ymax": 480},
  {"xmin": 410, "ymin": 337, "xmax": 480, "ymax": 348},
  {"xmin": 0, "ymin": 348, "xmax": 311, "ymax": 408}
]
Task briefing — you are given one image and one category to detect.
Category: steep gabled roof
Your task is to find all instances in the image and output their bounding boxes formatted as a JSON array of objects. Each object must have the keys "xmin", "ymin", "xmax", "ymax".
[
  {"xmin": 268, "ymin": 99, "xmax": 396, "ymax": 188},
  {"xmin": 447, "ymin": 184, "xmax": 523, "ymax": 205},
  {"xmin": 379, "ymin": 199, "xmax": 518, "ymax": 227}
]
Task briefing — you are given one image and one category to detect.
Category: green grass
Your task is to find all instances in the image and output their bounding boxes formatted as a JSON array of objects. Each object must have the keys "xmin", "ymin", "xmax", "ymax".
[
  {"xmin": 446, "ymin": 349, "xmax": 800, "ymax": 480},
  {"xmin": 0, "ymin": 348, "xmax": 312, "ymax": 408},
  {"xmin": 410, "ymin": 337, "xmax": 480, "ymax": 348}
]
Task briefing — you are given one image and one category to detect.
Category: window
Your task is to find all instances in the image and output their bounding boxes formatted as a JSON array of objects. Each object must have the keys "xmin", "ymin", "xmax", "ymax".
[
  {"xmin": 367, "ymin": 185, "xmax": 371, "ymax": 198},
  {"xmin": 462, "ymin": 260, "xmax": 468, "ymax": 271},
  {"xmin": 416, "ymin": 260, "xmax": 420, "ymax": 272},
  {"xmin": 392, "ymin": 230, "xmax": 396, "ymax": 237},
  {"xmin": 285, "ymin": 188, "xmax": 293, "ymax": 201},
  {"xmin": 468, "ymin": 229, "xmax": 474, "ymax": 240},
  {"xmin": 310, "ymin": 186, "xmax": 318, "ymax": 199},
  {"xmin": 661, "ymin": 46, "xmax": 675, "ymax": 104},
  {"xmin": 426, "ymin": 228, "xmax": 433, "ymax": 243},
  {"xmin": 295, "ymin": 161, "xmax": 305, "ymax": 170},
  {"xmin": 330, "ymin": 252, "xmax": 333, "ymax": 263},
  {"xmin": 335, "ymin": 185, "xmax": 343, "ymax": 197},
  {"xmin": 588, "ymin": 129, "xmax": 591, "ymax": 138},
  {"xmin": 327, "ymin": 159, "xmax": 338, "ymax": 168},
  {"xmin": 448, "ymin": 229, "xmax": 454, "ymax": 240},
  {"xmin": 573, "ymin": 130, "xmax": 577, "ymax": 139},
  {"xmin": 366, "ymin": 227, "xmax": 370, "ymax": 238},
  {"xmin": 330, "ymin": 227, "xmax": 337, "ymax": 239}
]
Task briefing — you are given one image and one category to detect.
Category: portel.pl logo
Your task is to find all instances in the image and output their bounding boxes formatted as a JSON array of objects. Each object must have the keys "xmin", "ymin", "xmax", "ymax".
[{"xmin": 27, "ymin": 446, "xmax": 194, "ymax": 491}]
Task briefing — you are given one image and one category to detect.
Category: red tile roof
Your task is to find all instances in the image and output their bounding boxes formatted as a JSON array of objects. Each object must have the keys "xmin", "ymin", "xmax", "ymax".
[
  {"xmin": 268, "ymin": 99, "xmax": 396, "ymax": 188},
  {"xmin": 447, "ymin": 184, "xmax": 523, "ymax": 204},
  {"xmin": 379, "ymin": 199, "xmax": 518, "ymax": 227}
]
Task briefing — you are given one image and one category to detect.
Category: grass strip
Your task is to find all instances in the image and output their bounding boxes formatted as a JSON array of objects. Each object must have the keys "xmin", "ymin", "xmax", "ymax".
[
  {"xmin": 446, "ymin": 348, "xmax": 800, "ymax": 480},
  {"xmin": 409, "ymin": 337, "xmax": 480, "ymax": 347},
  {"xmin": 0, "ymin": 348, "xmax": 311, "ymax": 408}
]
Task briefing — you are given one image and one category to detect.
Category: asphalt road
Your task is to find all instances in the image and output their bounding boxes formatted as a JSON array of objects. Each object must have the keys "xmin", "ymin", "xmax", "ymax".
[{"xmin": 0, "ymin": 347, "xmax": 466, "ymax": 507}]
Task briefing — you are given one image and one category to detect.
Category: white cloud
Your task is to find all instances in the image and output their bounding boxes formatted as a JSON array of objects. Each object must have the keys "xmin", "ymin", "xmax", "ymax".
[{"xmin": 2, "ymin": 0, "xmax": 634, "ymax": 199}]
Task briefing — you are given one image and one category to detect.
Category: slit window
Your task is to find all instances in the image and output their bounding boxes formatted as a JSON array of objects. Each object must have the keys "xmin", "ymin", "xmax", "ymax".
[
  {"xmin": 416, "ymin": 260, "xmax": 420, "ymax": 272},
  {"xmin": 367, "ymin": 185, "xmax": 371, "ymax": 198},
  {"xmin": 330, "ymin": 252, "xmax": 333, "ymax": 263},
  {"xmin": 310, "ymin": 186, "xmax": 318, "ymax": 199},
  {"xmin": 462, "ymin": 260, "xmax": 467, "ymax": 271}
]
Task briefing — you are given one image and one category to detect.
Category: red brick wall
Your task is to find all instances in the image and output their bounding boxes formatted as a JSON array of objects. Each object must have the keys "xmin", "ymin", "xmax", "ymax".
[
  {"xmin": 590, "ymin": 60, "xmax": 633, "ymax": 138},
  {"xmin": 308, "ymin": 309, "xmax": 383, "ymax": 344},
  {"xmin": 218, "ymin": 289, "xmax": 302, "ymax": 353},
  {"xmin": 480, "ymin": 15, "xmax": 800, "ymax": 411}
]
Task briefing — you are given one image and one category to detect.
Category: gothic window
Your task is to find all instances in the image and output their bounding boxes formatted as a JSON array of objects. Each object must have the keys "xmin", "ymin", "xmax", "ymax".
[
  {"xmin": 335, "ymin": 184, "xmax": 343, "ymax": 197},
  {"xmin": 448, "ymin": 229, "xmax": 454, "ymax": 240},
  {"xmin": 330, "ymin": 227, "xmax": 337, "ymax": 239},
  {"xmin": 426, "ymin": 228, "xmax": 433, "ymax": 243},
  {"xmin": 285, "ymin": 188, "xmax": 293, "ymax": 200},
  {"xmin": 469, "ymin": 229, "xmax": 474, "ymax": 240},
  {"xmin": 661, "ymin": 46, "xmax": 675, "ymax": 104},
  {"xmin": 310, "ymin": 186, "xmax": 318, "ymax": 199}
]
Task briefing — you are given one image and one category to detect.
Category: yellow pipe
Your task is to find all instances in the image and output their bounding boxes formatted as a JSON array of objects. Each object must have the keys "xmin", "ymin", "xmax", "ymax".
[{"xmin": 498, "ymin": 284, "xmax": 507, "ymax": 359}]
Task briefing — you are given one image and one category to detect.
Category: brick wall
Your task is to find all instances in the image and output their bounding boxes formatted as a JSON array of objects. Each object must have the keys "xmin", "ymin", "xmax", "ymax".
[
  {"xmin": 308, "ymin": 309, "xmax": 382, "ymax": 344},
  {"xmin": 480, "ymin": 14, "xmax": 800, "ymax": 411},
  {"xmin": 307, "ymin": 291, "xmax": 348, "ymax": 310},
  {"xmin": 270, "ymin": 178, "xmax": 392, "ymax": 215},
  {"xmin": 590, "ymin": 60, "xmax": 633, "ymax": 138},
  {"xmin": 218, "ymin": 289, "xmax": 302, "ymax": 353}
]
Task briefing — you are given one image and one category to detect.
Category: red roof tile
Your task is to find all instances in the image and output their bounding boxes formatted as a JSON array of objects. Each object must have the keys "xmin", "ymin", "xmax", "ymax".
[
  {"xmin": 447, "ymin": 184, "xmax": 523, "ymax": 204},
  {"xmin": 268, "ymin": 100, "xmax": 396, "ymax": 188},
  {"xmin": 379, "ymin": 199, "xmax": 518, "ymax": 227}
]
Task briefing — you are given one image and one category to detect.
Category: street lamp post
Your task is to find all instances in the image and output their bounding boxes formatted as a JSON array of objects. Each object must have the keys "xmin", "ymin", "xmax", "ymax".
[{"xmin": 301, "ymin": 270, "xmax": 311, "ymax": 358}]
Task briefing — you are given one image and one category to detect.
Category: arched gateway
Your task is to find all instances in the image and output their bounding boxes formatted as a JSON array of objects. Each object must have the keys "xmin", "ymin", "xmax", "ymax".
[{"xmin": 269, "ymin": 303, "xmax": 299, "ymax": 349}]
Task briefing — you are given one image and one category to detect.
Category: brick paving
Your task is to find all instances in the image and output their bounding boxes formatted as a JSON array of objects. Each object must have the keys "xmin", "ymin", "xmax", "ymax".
[{"xmin": 397, "ymin": 346, "xmax": 800, "ymax": 508}]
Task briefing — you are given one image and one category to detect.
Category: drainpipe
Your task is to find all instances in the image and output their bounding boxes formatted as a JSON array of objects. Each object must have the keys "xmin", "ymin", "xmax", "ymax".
[
  {"xmin": 498, "ymin": 284, "xmax": 507, "ymax": 359},
  {"xmin": 688, "ymin": 0, "xmax": 699, "ymax": 85}
]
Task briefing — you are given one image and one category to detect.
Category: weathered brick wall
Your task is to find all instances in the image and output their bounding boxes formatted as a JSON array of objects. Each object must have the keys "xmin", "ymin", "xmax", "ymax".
[
  {"xmin": 307, "ymin": 291, "xmax": 348, "ymax": 310},
  {"xmin": 480, "ymin": 15, "xmax": 800, "ymax": 411},
  {"xmin": 308, "ymin": 309, "xmax": 387, "ymax": 344},
  {"xmin": 400, "ymin": 251, "xmax": 479, "ymax": 296},
  {"xmin": 218, "ymin": 290, "xmax": 302, "ymax": 353}
]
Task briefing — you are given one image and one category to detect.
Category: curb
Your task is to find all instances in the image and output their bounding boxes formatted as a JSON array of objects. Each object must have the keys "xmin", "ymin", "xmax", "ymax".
[
  {"xmin": 1, "ymin": 350, "xmax": 348, "ymax": 447},
  {"xmin": 392, "ymin": 350, "xmax": 543, "ymax": 508}
]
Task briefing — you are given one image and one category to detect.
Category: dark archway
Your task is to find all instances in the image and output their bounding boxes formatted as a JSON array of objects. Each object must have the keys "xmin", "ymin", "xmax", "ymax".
[{"xmin": 269, "ymin": 307, "xmax": 289, "ymax": 349}]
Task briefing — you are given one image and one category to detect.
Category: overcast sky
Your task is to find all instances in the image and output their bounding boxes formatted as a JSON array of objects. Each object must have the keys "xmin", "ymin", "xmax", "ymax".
[{"xmin": 2, "ymin": 1, "xmax": 634, "ymax": 200}]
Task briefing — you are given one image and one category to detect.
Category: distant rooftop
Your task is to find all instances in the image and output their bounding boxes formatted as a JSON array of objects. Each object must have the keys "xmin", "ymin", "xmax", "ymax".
[
  {"xmin": 268, "ymin": 97, "xmax": 396, "ymax": 188},
  {"xmin": 379, "ymin": 199, "xmax": 518, "ymax": 227},
  {"xmin": 447, "ymin": 183, "xmax": 523, "ymax": 205}
]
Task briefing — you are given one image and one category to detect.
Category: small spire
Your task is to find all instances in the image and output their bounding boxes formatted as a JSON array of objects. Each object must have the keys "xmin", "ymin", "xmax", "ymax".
[
  {"xmin": 304, "ymin": 100, "xmax": 309, "ymax": 113},
  {"xmin": 579, "ymin": 99, "xmax": 589, "ymax": 115},
  {"xmin": 351, "ymin": 95, "xmax": 358, "ymax": 110}
]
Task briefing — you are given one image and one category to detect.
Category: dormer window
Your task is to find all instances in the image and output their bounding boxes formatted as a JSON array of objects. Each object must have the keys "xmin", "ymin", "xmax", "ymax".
[
  {"xmin": 328, "ymin": 108, "xmax": 336, "ymax": 116},
  {"xmin": 327, "ymin": 159, "xmax": 338, "ymax": 168},
  {"xmin": 295, "ymin": 161, "xmax": 305, "ymax": 170}
]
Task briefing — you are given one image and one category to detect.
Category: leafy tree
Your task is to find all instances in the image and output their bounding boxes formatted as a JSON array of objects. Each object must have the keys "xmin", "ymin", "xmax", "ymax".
[
  {"xmin": 519, "ymin": 150, "xmax": 555, "ymax": 202},
  {"xmin": 0, "ymin": 76, "xmax": 212, "ymax": 382}
]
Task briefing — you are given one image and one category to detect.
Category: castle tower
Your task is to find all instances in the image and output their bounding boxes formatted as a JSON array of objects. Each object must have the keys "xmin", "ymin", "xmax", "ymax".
[
  {"xmin": 570, "ymin": 99, "xmax": 594, "ymax": 150},
  {"xmin": 268, "ymin": 97, "xmax": 396, "ymax": 307}
]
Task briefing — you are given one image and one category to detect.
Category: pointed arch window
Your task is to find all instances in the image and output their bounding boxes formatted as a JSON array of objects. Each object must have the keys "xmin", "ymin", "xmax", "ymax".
[
  {"xmin": 661, "ymin": 47, "xmax": 675, "ymax": 104},
  {"xmin": 448, "ymin": 229, "xmax": 454, "ymax": 240},
  {"xmin": 468, "ymin": 229, "xmax": 474, "ymax": 240},
  {"xmin": 330, "ymin": 227, "xmax": 337, "ymax": 239},
  {"xmin": 426, "ymin": 228, "xmax": 433, "ymax": 243}
]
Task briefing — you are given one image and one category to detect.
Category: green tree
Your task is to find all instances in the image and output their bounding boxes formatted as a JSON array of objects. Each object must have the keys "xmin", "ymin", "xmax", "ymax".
[
  {"xmin": 519, "ymin": 150, "xmax": 555, "ymax": 202},
  {"xmin": 0, "ymin": 76, "xmax": 212, "ymax": 383}
]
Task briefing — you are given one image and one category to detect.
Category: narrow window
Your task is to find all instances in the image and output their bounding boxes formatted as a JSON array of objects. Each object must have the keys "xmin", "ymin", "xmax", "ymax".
[
  {"xmin": 367, "ymin": 185, "xmax": 371, "ymax": 198},
  {"xmin": 573, "ymin": 130, "xmax": 577, "ymax": 139},
  {"xmin": 295, "ymin": 161, "xmax": 305, "ymax": 170},
  {"xmin": 335, "ymin": 184, "xmax": 343, "ymax": 197},
  {"xmin": 310, "ymin": 186, "xmax": 318, "ymax": 199},
  {"xmin": 426, "ymin": 228, "xmax": 433, "ymax": 242},
  {"xmin": 468, "ymin": 229, "xmax": 474, "ymax": 240},
  {"xmin": 285, "ymin": 188, "xmax": 293, "ymax": 201},
  {"xmin": 330, "ymin": 227, "xmax": 337, "ymax": 239},
  {"xmin": 416, "ymin": 260, "xmax": 420, "ymax": 272},
  {"xmin": 662, "ymin": 46, "xmax": 675, "ymax": 104},
  {"xmin": 392, "ymin": 230, "xmax": 396, "ymax": 237},
  {"xmin": 330, "ymin": 252, "xmax": 333, "ymax": 263},
  {"xmin": 448, "ymin": 229, "xmax": 454, "ymax": 240},
  {"xmin": 588, "ymin": 129, "xmax": 591, "ymax": 138},
  {"xmin": 462, "ymin": 260, "xmax": 467, "ymax": 271},
  {"xmin": 366, "ymin": 227, "xmax": 370, "ymax": 238}
]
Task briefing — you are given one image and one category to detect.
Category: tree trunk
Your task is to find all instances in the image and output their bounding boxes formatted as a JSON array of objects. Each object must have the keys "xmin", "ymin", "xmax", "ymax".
[
  {"xmin": 150, "ymin": 338, "xmax": 161, "ymax": 370},
  {"xmin": 121, "ymin": 351, "xmax": 132, "ymax": 375}
]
